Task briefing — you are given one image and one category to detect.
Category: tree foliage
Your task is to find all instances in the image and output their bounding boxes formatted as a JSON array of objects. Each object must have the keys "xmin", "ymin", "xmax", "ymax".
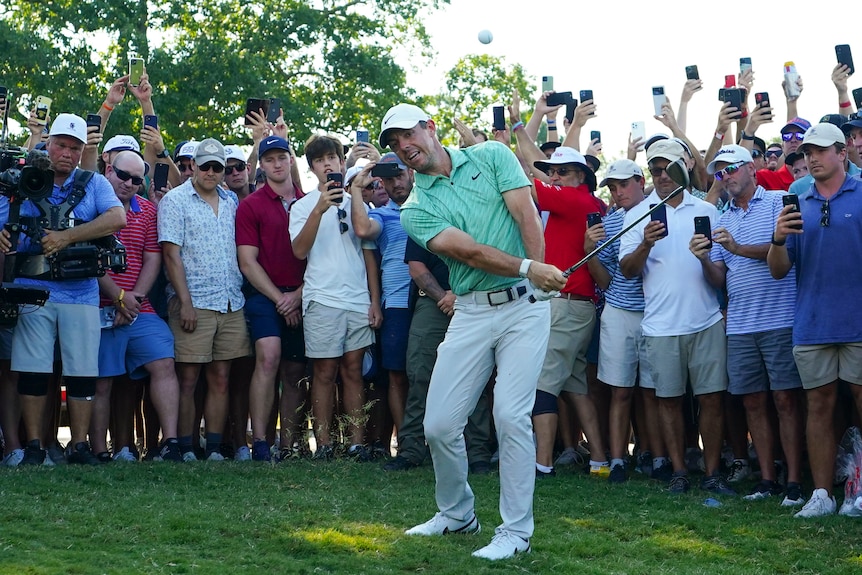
[{"xmin": 0, "ymin": 0, "xmax": 447, "ymax": 151}]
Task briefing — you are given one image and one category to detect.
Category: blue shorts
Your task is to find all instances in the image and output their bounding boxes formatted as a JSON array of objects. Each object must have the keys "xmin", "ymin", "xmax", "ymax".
[
  {"xmin": 586, "ymin": 308, "xmax": 601, "ymax": 365},
  {"xmin": 0, "ymin": 327, "xmax": 12, "ymax": 361},
  {"xmin": 244, "ymin": 292, "xmax": 306, "ymax": 363},
  {"xmin": 98, "ymin": 313, "xmax": 175, "ymax": 379},
  {"xmin": 727, "ymin": 328, "xmax": 802, "ymax": 395},
  {"xmin": 381, "ymin": 307, "xmax": 410, "ymax": 371}
]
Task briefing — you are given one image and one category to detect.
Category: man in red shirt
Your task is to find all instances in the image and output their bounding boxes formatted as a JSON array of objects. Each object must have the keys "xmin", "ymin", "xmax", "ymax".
[
  {"xmin": 755, "ymin": 118, "xmax": 811, "ymax": 191},
  {"xmin": 235, "ymin": 136, "xmax": 308, "ymax": 461}
]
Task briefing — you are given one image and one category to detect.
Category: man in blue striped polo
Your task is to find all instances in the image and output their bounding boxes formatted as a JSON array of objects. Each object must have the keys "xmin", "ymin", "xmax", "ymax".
[{"xmin": 690, "ymin": 144, "xmax": 804, "ymax": 506}]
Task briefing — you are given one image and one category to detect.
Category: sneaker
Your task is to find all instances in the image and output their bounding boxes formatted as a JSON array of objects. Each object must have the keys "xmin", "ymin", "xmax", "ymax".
[
  {"xmin": 744, "ymin": 480, "xmax": 783, "ymax": 501},
  {"xmin": 20, "ymin": 445, "xmax": 46, "ymax": 466},
  {"xmin": 838, "ymin": 496, "xmax": 862, "ymax": 517},
  {"xmin": 347, "ymin": 444, "xmax": 371, "ymax": 462},
  {"xmin": 370, "ymin": 440, "xmax": 390, "ymax": 461},
  {"xmin": 554, "ymin": 446, "xmax": 584, "ymax": 467},
  {"xmin": 608, "ymin": 463, "xmax": 627, "ymax": 484},
  {"xmin": 726, "ymin": 459, "xmax": 751, "ymax": 483},
  {"xmin": 47, "ymin": 444, "xmax": 66, "ymax": 465},
  {"xmin": 383, "ymin": 455, "xmax": 419, "ymax": 471},
  {"xmin": 96, "ymin": 452, "xmax": 113, "ymax": 464},
  {"xmin": 536, "ymin": 467, "xmax": 556, "ymax": 479},
  {"xmin": 251, "ymin": 440, "xmax": 270, "ymax": 462},
  {"xmin": 157, "ymin": 439, "xmax": 183, "ymax": 462},
  {"xmin": 2, "ymin": 448, "xmax": 24, "ymax": 467},
  {"xmin": 652, "ymin": 461, "xmax": 673, "ymax": 482},
  {"xmin": 66, "ymin": 442, "xmax": 102, "ymax": 466},
  {"xmin": 590, "ymin": 464, "xmax": 611, "ymax": 478},
  {"xmin": 701, "ymin": 473, "xmax": 737, "ymax": 496},
  {"xmin": 234, "ymin": 445, "xmax": 251, "ymax": 461},
  {"xmin": 668, "ymin": 472, "xmax": 690, "ymax": 494},
  {"xmin": 634, "ymin": 451, "xmax": 652, "ymax": 475},
  {"xmin": 405, "ymin": 512, "xmax": 480, "ymax": 536},
  {"xmin": 781, "ymin": 482, "xmax": 806, "ymax": 507},
  {"xmin": 205, "ymin": 451, "xmax": 225, "ymax": 461},
  {"xmin": 312, "ymin": 444, "xmax": 334, "ymax": 461},
  {"xmin": 112, "ymin": 446, "xmax": 137, "ymax": 462},
  {"xmin": 472, "ymin": 530, "xmax": 530, "ymax": 560},
  {"xmin": 794, "ymin": 488, "xmax": 836, "ymax": 518}
]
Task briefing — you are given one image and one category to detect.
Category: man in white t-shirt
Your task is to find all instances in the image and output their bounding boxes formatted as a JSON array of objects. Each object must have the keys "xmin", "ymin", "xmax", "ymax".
[{"xmin": 289, "ymin": 134, "xmax": 381, "ymax": 461}]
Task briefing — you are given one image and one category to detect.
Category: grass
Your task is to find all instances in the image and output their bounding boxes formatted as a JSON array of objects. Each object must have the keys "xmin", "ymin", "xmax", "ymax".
[{"xmin": 0, "ymin": 460, "xmax": 861, "ymax": 575}]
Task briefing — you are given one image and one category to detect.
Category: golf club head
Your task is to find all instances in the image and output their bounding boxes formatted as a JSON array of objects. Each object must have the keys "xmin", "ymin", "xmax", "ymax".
[{"xmin": 666, "ymin": 158, "xmax": 690, "ymax": 190}]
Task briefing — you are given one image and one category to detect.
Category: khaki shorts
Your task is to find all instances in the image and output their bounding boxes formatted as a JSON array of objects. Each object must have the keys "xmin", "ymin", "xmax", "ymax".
[
  {"xmin": 598, "ymin": 304, "xmax": 655, "ymax": 389},
  {"xmin": 303, "ymin": 300, "xmax": 373, "ymax": 359},
  {"xmin": 168, "ymin": 300, "xmax": 251, "ymax": 363},
  {"xmin": 793, "ymin": 342, "xmax": 862, "ymax": 390},
  {"xmin": 645, "ymin": 321, "xmax": 727, "ymax": 398},
  {"xmin": 537, "ymin": 298, "xmax": 596, "ymax": 396}
]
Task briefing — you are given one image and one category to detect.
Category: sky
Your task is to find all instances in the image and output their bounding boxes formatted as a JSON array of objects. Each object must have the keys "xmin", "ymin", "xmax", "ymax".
[{"xmin": 404, "ymin": 0, "xmax": 855, "ymax": 169}]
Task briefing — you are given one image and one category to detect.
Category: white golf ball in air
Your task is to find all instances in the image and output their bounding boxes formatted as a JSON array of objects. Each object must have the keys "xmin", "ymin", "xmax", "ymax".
[{"xmin": 478, "ymin": 30, "xmax": 493, "ymax": 44}]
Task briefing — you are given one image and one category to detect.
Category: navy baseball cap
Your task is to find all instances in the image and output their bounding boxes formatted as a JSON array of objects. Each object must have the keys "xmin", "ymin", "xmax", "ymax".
[
  {"xmin": 259, "ymin": 136, "xmax": 290, "ymax": 157},
  {"xmin": 781, "ymin": 117, "xmax": 812, "ymax": 134},
  {"xmin": 378, "ymin": 152, "xmax": 407, "ymax": 169},
  {"xmin": 841, "ymin": 118, "xmax": 862, "ymax": 136}
]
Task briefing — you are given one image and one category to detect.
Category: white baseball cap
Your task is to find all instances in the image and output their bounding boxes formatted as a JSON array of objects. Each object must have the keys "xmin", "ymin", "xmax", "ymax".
[
  {"xmin": 176, "ymin": 141, "xmax": 198, "ymax": 159},
  {"xmin": 599, "ymin": 159, "xmax": 644, "ymax": 187},
  {"xmin": 800, "ymin": 123, "xmax": 846, "ymax": 150},
  {"xmin": 103, "ymin": 134, "xmax": 141, "ymax": 154},
  {"xmin": 224, "ymin": 145, "xmax": 246, "ymax": 163},
  {"xmin": 706, "ymin": 144, "xmax": 753, "ymax": 175},
  {"xmin": 533, "ymin": 147, "xmax": 596, "ymax": 190},
  {"xmin": 49, "ymin": 114, "xmax": 87, "ymax": 144},
  {"xmin": 379, "ymin": 103, "xmax": 431, "ymax": 148}
]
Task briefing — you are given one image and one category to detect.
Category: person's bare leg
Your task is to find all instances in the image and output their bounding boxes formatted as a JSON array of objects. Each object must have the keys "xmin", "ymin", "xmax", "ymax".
[
  {"xmin": 742, "ymin": 391, "xmax": 775, "ymax": 480},
  {"xmin": 805, "ymin": 382, "xmax": 838, "ymax": 490},
  {"xmin": 89, "ymin": 378, "xmax": 113, "ymax": 454},
  {"xmin": 388, "ymin": 369, "xmax": 408, "ymax": 433},
  {"xmin": 697, "ymin": 392, "xmax": 725, "ymax": 477},
  {"xmin": 228, "ymin": 355, "xmax": 253, "ymax": 451},
  {"xmin": 772, "ymin": 388, "xmax": 803, "ymax": 484},
  {"xmin": 609, "ymin": 386, "xmax": 634, "ymax": 461},
  {"xmin": 310, "ymin": 358, "xmax": 339, "ymax": 447},
  {"xmin": 339, "ymin": 349, "xmax": 367, "ymax": 446},
  {"xmin": 144, "ymin": 358, "xmax": 179, "ymax": 439},
  {"xmin": 567, "ymin": 391, "xmax": 606, "ymax": 462},
  {"xmin": 279, "ymin": 362, "xmax": 308, "ymax": 448},
  {"xmin": 533, "ymin": 412, "xmax": 558, "ymax": 468},
  {"xmin": 0, "ymin": 365, "xmax": 22, "ymax": 454},
  {"xmin": 176, "ymin": 363, "xmax": 203, "ymax": 438},
  {"xmin": 204, "ymin": 360, "xmax": 232, "ymax": 438},
  {"xmin": 659, "ymin": 396, "xmax": 685, "ymax": 473},
  {"xmin": 249, "ymin": 338, "xmax": 281, "ymax": 443}
]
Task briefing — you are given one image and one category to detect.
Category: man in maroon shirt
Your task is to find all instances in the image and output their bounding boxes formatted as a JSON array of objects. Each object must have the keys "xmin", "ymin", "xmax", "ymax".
[{"xmin": 236, "ymin": 136, "xmax": 308, "ymax": 461}]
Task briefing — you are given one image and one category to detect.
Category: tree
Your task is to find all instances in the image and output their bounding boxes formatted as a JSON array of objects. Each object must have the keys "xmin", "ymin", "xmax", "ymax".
[{"xmin": 0, "ymin": 0, "xmax": 448, "ymax": 151}]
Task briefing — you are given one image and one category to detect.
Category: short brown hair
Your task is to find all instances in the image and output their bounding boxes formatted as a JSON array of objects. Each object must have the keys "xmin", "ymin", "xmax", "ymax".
[{"xmin": 304, "ymin": 134, "xmax": 344, "ymax": 165}]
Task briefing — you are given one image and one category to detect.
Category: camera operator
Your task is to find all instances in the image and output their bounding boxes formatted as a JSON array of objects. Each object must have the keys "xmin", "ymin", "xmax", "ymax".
[{"xmin": 0, "ymin": 113, "xmax": 126, "ymax": 466}]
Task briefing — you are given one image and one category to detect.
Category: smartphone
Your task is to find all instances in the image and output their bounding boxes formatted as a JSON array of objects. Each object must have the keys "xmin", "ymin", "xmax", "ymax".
[
  {"xmin": 244, "ymin": 98, "xmax": 269, "ymax": 126},
  {"xmin": 724, "ymin": 75, "xmax": 736, "ymax": 89},
  {"xmin": 652, "ymin": 86, "xmax": 666, "ymax": 116},
  {"xmin": 587, "ymin": 212, "xmax": 602, "ymax": 228},
  {"xmin": 579, "ymin": 90, "xmax": 594, "ymax": 115},
  {"xmin": 86, "ymin": 114, "xmax": 102, "ymax": 129},
  {"xmin": 723, "ymin": 88, "xmax": 743, "ymax": 110},
  {"xmin": 782, "ymin": 194, "xmax": 802, "ymax": 229},
  {"xmin": 356, "ymin": 129, "xmax": 369, "ymax": 144},
  {"xmin": 836, "ymin": 44, "xmax": 855, "ymax": 76},
  {"xmin": 631, "ymin": 121, "xmax": 646, "ymax": 146},
  {"xmin": 546, "ymin": 91, "xmax": 572, "ymax": 107},
  {"xmin": 327, "ymin": 172, "xmax": 344, "ymax": 204},
  {"xmin": 694, "ymin": 216, "xmax": 712, "ymax": 248},
  {"xmin": 266, "ymin": 97, "xmax": 281, "ymax": 123},
  {"xmin": 371, "ymin": 163, "xmax": 401, "ymax": 178},
  {"xmin": 590, "ymin": 130, "xmax": 601, "ymax": 143},
  {"xmin": 755, "ymin": 92, "xmax": 770, "ymax": 108},
  {"xmin": 492, "ymin": 105, "xmax": 506, "ymax": 131},
  {"xmin": 650, "ymin": 204, "xmax": 668, "ymax": 238},
  {"xmin": 565, "ymin": 99, "xmax": 577, "ymax": 123},
  {"xmin": 542, "ymin": 75, "xmax": 554, "ymax": 93},
  {"xmin": 129, "ymin": 57, "xmax": 145, "ymax": 87},
  {"xmin": 34, "ymin": 95, "xmax": 51, "ymax": 126},
  {"xmin": 685, "ymin": 65, "xmax": 699, "ymax": 80},
  {"xmin": 143, "ymin": 114, "xmax": 158, "ymax": 129},
  {"xmin": 854, "ymin": 87, "xmax": 862, "ymax": 110},
  {"xmin": 153, "ymin": 162, "xmax": 169, "ymax": 192},
  {"xmin": 740, "ymin": 57, "xmax": 753, "ymax": 75}
]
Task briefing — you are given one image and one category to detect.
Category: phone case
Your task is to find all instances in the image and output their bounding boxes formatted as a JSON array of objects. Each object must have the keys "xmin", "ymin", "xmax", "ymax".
[
  {"xmin": 542, "ymin": 76, "xmax": 554, "ymax": 93},
  {"xmin": 650, "ymin": 204, "xmax": 668, "ymax": 238},
  {"xmin": 244, "ymin": 98, "xmax": 269, "ymax": 126},
  {"xmin": 34, "ymin": 96, "xmax": 51, "ymax": 125},
  {"xmin": 154, "ymin": 163, "xmax": 169, "ymax": 191},
  {"xmin": 631, "ymin": 121, "xmax": 646, "ymax": 143},
  {"xmin": 587, "ymin": 213, "xmax": 602, "ymax": 228},
  {"xmin": 652, "ymin": 87, "xmax": 666, "ymax": 116},
  {"xmin": 546, "ymin": 91, "xmax": 572, "ymax": 107},
  {"xmin": 740, "ymin": 58, "xmax": 752, "ymax": 74},
  {"xmin": 837, "ymin": 44, "xmax": 855, "ymax": 75},
  {"xmin": 694, "ymin": 216, "xmax": 712, "ymax": 247},
  {"xmin": 854, "ymin": 88, "xmax": 862, "ymax": 109},
  {"xmin": 590, "ymin": 131, "xmax": 601, "ymax": 143},
  {"xmin": 685, "ymin": 65, "xmax": 699, "ymax": 80},
  {"xmin": 129, "ymin": 58, "xmax": 145, "ymax": 86},
  {"xmin": 356, "ymin": 130, "xmax": 369, "ymax": 143},
  {"xmin": 492, "ymin": 106, "xmax": 506, "ymax": 131},
  {"xmin": 267, "ymin": 98, "xmax": 281, "ymax": 123},
  {"xmin": 144, "ymin": 115, "xmax": 158, "ymax": 129}
]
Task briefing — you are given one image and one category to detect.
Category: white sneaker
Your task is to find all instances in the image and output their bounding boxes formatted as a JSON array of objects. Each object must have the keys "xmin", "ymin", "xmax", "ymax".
[
  {"xmin": 2, "ymin": 448, "xmax": 24, "ymax": 467},
  {"xmin": 206, "ymin": 452, "xmax": 225, "ymax": 461},
  {"xmin": 794, "ymin": 488, "xmax": 836, "ymax": 518},
  {"xmin": 472, "ymin": 530, "xmax": 531, "ymax": 560},
  {"xmin": 838, "ymin": 495, "xmax": 862, "ymax": 517},
  {"xmin": 112, "ymin": 446, "xmax": 137, "ymax": 462},
  {"xmin": 182, "ymin": 451, "xmax": 198, "ymax": 462},
  {"xmin": 726, "ymin": 459, "xmax": 751, "ymax": 483},
  {"xmin": 235, "ymin": 446, "xmax": 251, "ymax": 461},
  {"xmin": 405, "ymin": 512, "xmax": 480, "ymax": 536}
]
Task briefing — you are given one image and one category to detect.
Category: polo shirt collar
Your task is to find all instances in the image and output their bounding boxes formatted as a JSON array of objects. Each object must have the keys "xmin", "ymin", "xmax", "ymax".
[
  {"xmin": 129, "ymin": 194, "xmax": 141, "ymax": 213},
  {"xmin": 729, "ymin": 186, "xmax": 764, "ymax": 211},
  {"xmin": 413, "ymin": 146, "xmax": 467, "ymax": 187},
  {"xmin": 808, "ymin": 173, "xmax": 859, "ymax": 202}
]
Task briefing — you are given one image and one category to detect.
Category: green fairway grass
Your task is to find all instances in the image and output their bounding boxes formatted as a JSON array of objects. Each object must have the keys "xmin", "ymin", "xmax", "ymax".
[{"xmin": 1, "ymin": 460, "xmax": 861, "ymax": 574}]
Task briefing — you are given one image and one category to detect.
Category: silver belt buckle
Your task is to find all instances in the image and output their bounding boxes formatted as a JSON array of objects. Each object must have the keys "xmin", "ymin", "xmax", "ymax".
[{"xmin": 487, "ymin": 287, "xmax": 514, "ymax": 306}]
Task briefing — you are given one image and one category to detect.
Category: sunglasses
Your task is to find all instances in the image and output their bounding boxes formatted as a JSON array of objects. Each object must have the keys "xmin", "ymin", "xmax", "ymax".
[
  {"xmin": 546, "ymin": 166, "xmax": 579, "ymax": 177},
  {"xmin": 178, "ymin": 160, "xmax": 194, "ymax": 172},
  {"xmin": 782, "ymin": 132, "xmax": 805, "ymax": 142},
  {"xmin": 224, "ymin": 162, "xmax": 247, "ymax": 175},
  {"xmin": 751, "ymin": 150, "xmax": 763, "ymax": 159},
  {"xmin": 765, "ymin": 150, "xmax": 783, "ymax": 158},
  {"xmin": 714, "ymin": 162, "xmax": 745, "ymax": 181},
  {"xmin": 648, "ymin": 166, "xmax": 669, "ymax": 178},
  {"xmin": 113, "ymin": 166, "xmax": 144, "ymax": 186},
  {"xmin": 337, "ymin": 208, "xmax": 348, "ymax": 234},
  {"xmin": 198, "ymin": 162, "xmax": 225, "ymax": 173},
  {"xmin": 821, "ymin": 200, "xmax": 830, "ymax": 228}
]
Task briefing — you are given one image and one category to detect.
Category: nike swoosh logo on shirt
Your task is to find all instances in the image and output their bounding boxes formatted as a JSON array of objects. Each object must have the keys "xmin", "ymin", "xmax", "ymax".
[{"xmin": 472, "ymin": 172, "xmax": 481, "ymax": 180}]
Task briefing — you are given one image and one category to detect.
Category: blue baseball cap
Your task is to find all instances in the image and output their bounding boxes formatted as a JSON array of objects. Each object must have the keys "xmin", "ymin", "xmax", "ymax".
[
  {"xmin": 258, "ymin": 136, "xmax": 290, "ymax": 157},
  {"xmin": 781, "ymin": 117, "xmax": 812, "ymax": 134},
  {"xmin": 378, "ymin": 152, "xmax": 407, "ymax": 169}
]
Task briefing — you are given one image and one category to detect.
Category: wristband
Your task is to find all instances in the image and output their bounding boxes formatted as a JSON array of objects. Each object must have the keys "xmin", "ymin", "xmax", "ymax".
[
  {"xmin": 547, "ymin": 125, "xmax": 558, "ymax": 131},
  {"xmin": 518, "ymin": 258, "xmax": 533, "ymax": 278},
  {"xmin": 770, "ymin": 233, "xmax": 786, "ymax": 247},
  {"xmin": 840, "ymin": 100, "xmax": 853, "ymax": 109},
  {"xmin": 741, "ymin": 131, "xmax": 754, "ymax": 141},
  {"xmin": 116, "ymin": 289, "xmax": 126, "ymax": 309},
  {"xmin": 156, "ymin": 149, "xmax": 170, "ymax": 159},
  {"xmin": 547, "ymin": 120, "xmax": 556, "ymax": 126},
  {"xmin": 512, "ymin": 121, "xmax": 524, "ymax": 131},
  {"xmin": 714, "ymin": 131, "xmax": 725, "ymax": 141},
  {"xmin": 101, "ymin": 103, "xmax": 114, "ymax": 112}
]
